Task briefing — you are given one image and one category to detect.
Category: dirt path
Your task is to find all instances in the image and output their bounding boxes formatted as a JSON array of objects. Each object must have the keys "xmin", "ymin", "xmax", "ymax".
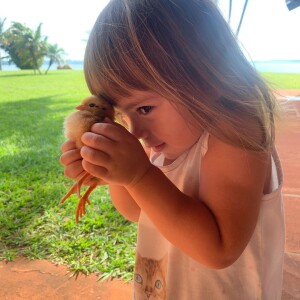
[
  {"xmin": 0, "ymin": 90, "xmax": 299, "ymax": 299},
  {"xmin": 0, "ymin": 258, "xmax": 132, "ymax": 300},
  {"xmin": 276, "ymin": 90, "xmax": 300, "ymax": 299}
]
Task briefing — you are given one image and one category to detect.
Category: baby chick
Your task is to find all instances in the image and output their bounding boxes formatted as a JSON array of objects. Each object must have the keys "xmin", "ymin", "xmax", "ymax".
[{"xmin": 60, "ymin": 95, "xmax": 114, "ymax": 222}]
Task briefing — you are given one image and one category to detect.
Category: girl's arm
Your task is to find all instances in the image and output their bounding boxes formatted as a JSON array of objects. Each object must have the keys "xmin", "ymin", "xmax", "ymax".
[
  {"xmin": 81, "ymin": 123, "xmax": 270, "ymax": 269},
  {"xmin": 125, "ymin": 136, "xmax": 270, "ymax": 268},
  {"xmin": 109, "ymin": 185, "xmax": 140, "ymax": 222},
  {"xmin": 107, "ymin": 143, "xmax": 151, "ymax": 222}
]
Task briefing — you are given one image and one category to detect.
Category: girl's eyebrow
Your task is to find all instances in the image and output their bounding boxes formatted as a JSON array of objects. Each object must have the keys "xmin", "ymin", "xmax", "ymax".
[
  {"xmin": 121, "ymin": 101, "xmax": 144, "ymax": 111},
  {"xmin": 98, "ymin": 92, "xmax": 141, "ymax": 110},
  {"xmin": 110, "ymin": 94, "xmax": 158, "ymax": 111}
]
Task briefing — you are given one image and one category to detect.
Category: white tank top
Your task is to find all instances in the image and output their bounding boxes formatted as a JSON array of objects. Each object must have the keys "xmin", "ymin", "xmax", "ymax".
[{"xmin": 133, "ymin": 132, "xmax": 285, "ymax": 300}]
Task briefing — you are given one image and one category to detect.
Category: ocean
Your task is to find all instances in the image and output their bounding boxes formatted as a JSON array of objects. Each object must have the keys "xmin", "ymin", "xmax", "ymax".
[
  {"xmin": 253, "ymin": 60, "xmax": 300, "ymax": 74},
  {"xmin": 1, "ymin": 60, "xmax": 84, "ymax": 71},
  {"xmin": 1, "ymin": 60, "xmax": 300, "ymax": 74}
]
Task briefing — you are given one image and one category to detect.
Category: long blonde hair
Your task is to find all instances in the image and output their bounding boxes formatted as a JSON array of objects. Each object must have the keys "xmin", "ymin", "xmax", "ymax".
[{"xmin": 84, "ymin": 0, "xmax": 277, "ymax": 151}]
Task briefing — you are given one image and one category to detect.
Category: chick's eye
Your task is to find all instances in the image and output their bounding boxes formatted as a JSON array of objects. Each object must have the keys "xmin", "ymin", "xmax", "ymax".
[
  {"xmin": 89, "ymin": 103, "xmax": 96, "ymax": 107},
  {"xmin": 138, "ymin": 106, "xmax": 153, "ymax": 115}
]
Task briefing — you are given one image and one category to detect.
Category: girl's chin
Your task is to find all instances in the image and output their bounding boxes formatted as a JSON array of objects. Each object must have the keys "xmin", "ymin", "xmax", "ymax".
[{"xmin": 152, "ymin": 144, "xmax": 182, "ymax": 160}]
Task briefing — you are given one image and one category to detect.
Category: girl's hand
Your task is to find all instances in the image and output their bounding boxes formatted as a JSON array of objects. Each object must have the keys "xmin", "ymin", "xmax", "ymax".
[
  {"xmin": 80, "ymin": 121, "xmax": 152, "ymax": 187},
  {"xmin": 60, "ymin": 140, "xmax": 105, "ymax": 186}
]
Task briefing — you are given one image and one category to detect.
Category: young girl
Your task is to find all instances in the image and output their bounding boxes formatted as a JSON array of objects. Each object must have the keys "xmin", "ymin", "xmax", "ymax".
[{"xmin": 60, "ymin": 0, "xmax": 285, "ymax": 298}]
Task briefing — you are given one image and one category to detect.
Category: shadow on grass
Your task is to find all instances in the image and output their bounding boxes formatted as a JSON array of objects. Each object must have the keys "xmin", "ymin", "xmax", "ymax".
[
  {"xmin": 0, "ymin": 70, "xmax": 75, "ymax": 79},
  {"xmin": 0, "ymin": 95, "xmax": 69, "ymax": 140},
  {"xmin": 0, "ymin": 95, "xmax": 72, "ymax": 251},
  {"xmin": 0, "ymin": 73, "xmax": 37, "ymax": 78}
]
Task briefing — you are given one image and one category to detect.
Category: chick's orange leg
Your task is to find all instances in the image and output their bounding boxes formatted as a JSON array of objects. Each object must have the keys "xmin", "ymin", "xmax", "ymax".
[
  {"xmin": 76, "ymin": 183, "xmax": 97, "ymax": 223},
  {"xmin": 75, "ymin": 172, "xmax": 92, "ymax": 197},
  {"xmin": 60, "ymin": 172, "xmax": 91, "ymax": 203}
]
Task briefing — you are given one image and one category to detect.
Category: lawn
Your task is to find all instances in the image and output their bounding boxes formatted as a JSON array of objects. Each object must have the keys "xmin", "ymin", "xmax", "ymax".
[
  {"xmin": 262, "ymin": 72, "xmax": 300, "ymax": 89},
  {"xmin": 0, "ymin": 70, "xmax": 299, "ymax": 281},
  {"xmin": 0, "ymin": 70, "xmax": 137, "ymax": 281}
]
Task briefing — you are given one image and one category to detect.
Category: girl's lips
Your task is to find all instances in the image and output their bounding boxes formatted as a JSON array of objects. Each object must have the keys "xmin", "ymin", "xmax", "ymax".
[{"xmin": 152, "ymin": 143, "xmax": 165, "ymax": 152}]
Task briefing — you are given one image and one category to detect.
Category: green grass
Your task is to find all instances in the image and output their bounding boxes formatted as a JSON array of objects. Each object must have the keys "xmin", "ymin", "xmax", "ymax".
[
  {"xmin": 261, "ymin": 72, "xmax": 300, "ymax": 89},
  {"xmin": 0, "ymin": 70, "xmax": 137, "ymax": 281},
  {"xmin": 0, "ymin": 70, "xmax": 299, "ymax": 281}
]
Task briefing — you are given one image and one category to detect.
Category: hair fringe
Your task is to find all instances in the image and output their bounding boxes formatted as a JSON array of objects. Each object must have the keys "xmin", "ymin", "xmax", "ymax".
[{"xmin": 84, "ymin": 0, "xmax": 278, "ymax": 152}]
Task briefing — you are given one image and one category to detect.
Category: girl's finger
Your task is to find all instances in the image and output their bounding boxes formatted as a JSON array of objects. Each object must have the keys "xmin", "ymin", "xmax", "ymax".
[
  {"xmin": 61, "ymin": 140, "xmax": 76, "ymax": 152},
  {"xmin": 60, "ymin": 148, "xmax": 82, "ymax": 166},
  {"xmin": 82, "ymin": 160, "xmax": 108, "ymax": 179},
  {"xmin": 81, "ymin": 146, "xmax": 111, "ymax": 167},
  {"xmin": 91, "ymin": 122, "xmax": 127, "ymax": 141},
  {"xmin": 103, "ymin": 117, "xmax": 114, "ymax": 124},
  {"xmin": 81, "ymin": 131, "xmax": 116, "ymax": 152},
  {"xmin": 64, "ymin": 160, "xmax": 84, "ymax": 179}
]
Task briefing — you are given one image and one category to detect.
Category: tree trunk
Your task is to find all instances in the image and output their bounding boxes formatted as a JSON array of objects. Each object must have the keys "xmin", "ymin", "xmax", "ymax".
[{"xmin": 45, "ymin": 60, "xmax": 53, "ymax": 74}]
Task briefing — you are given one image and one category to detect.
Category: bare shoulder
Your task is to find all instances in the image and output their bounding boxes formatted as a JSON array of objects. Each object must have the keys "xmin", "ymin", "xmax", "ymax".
[
  {"xmin": 201, "ymin": 135, "xmax": 270, "ymax": 191},
  {"xmin": 199, "ymin": 135, "xmax": 271, "ymax": 259}
]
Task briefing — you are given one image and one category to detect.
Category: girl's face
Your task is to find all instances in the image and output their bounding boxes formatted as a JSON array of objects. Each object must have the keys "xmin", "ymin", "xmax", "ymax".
[{"xmin": 115, "ymin": 91, "xmax": 202, "ymax": 161}]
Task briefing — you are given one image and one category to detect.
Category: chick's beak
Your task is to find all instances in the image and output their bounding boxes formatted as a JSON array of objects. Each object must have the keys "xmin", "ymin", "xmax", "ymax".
[{"xmin": 76, "ymin": 105, "xmax": 85, "ymax": 110}]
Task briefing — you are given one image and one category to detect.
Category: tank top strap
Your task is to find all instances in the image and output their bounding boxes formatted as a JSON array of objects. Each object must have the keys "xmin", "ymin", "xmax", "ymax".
[{"xmin": 199, "ymin": 131, "xmax": 210, "ymax": 157}]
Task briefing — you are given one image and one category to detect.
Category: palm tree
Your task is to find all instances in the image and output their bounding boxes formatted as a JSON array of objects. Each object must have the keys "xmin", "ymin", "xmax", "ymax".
[
  {"xmin": 24, "ymin": 23, "xmax": 48, "ymax": 74},
  {"xmin": 0, "ymin": 18, "xmax": 7, "ymax": 70},
  {"xmin": 45, "ymin": 43, "xmax": 66, "ymax": 74},
  {"xmin": 1, "ymin": 22, "xmax": 48, "ymax": 73}
]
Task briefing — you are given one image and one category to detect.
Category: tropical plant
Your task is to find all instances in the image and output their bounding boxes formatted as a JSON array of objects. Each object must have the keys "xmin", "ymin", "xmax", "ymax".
[
  {"xmin": 45, "ymin": 43, "xmax": 66, "ymax": 74},
  {"xmin": 0, "ymin": 17, "xmax": 7, "ymax": 70},
  {"xmin": 24, "ymin": 23, "xmax": 48, "ymax": 74},
  {"xmin": 1, "ymin": 22, "xmax": 48, "ymax": 73}
]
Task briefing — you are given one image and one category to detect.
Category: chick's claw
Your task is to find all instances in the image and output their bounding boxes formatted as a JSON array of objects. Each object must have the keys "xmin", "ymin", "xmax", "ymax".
[
  {"xmin": 60, "ymin": 172, "xmax": 89, "ymax": 204},
  {"xmin": 61, "ymin": 172, "xmax": 96, "ymax": 223},
  {"xmin": 75, "ymin": 182, "xmax": 97, "ymax": 223}
]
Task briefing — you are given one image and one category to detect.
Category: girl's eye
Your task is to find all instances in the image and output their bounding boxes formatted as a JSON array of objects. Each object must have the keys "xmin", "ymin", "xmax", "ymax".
[{"xmin": 138, "ymin": 106, "xmax": 153, "ymax": 115}]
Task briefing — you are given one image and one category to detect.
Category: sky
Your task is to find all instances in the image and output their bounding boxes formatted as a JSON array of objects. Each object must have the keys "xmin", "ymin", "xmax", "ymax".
[{"xmin": 2, "ymin": 0, "xmax": 300, "ymax": 62}]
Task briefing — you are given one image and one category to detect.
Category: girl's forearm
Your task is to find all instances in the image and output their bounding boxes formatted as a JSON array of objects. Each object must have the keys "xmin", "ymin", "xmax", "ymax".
[
  {"xmin": 125, "ymin": 165, "xmax": 225, "ymax": 268},
  {"xmin": 109, "ymin": 184, "xmax": 141, "ymax": 222}
]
